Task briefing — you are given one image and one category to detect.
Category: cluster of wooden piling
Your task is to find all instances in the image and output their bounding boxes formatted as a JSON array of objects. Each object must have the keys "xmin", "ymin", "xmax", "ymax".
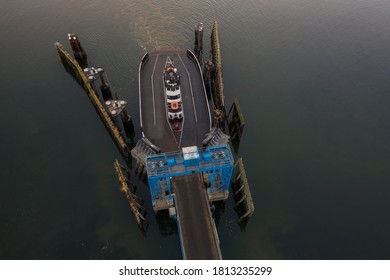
[
  {"xmin": 55, "ymin": 42, "xmax": 131, "ymax": 163},
  {"xmin": 114, "ymin": 160, "xmax": 148, "ymax": 230},
  {"xmin": 227, "ymin": 98, "xmax": 245, "ymax": 141},
  {"xmin": 210, "ymin": 21, "xmax": 226, "ymax": 126},
  {"xmin": 231, "ymin": 158, "xmax": 254, "ymax": 223},
  {"xmin": 200, "ymin": 21, "xmax": 227, "ymax": 130},
  {"xmin": 55, "ymin": 37, "xmax": 147, "ymax": 229},
  {"xmin": 196, "ymin": 22, "xmax": 253, "ymax": 224}
]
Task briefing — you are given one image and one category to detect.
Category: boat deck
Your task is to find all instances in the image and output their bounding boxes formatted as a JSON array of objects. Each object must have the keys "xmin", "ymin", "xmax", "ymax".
[{"xmin": 139, "ymin": 49, "xmax": 211, "ymax": 152}]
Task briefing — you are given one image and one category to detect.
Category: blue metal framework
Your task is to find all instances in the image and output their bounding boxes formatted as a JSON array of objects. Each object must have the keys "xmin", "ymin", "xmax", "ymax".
[{"xmin": 146, "ymin": 145, "xmax": 234, "ymax": 208}]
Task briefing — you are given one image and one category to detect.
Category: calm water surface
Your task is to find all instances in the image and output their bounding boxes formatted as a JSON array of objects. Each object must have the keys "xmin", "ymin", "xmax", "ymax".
[{"xmin": 1, "ymin": 0, "xmax": 390, "ymax": 259}]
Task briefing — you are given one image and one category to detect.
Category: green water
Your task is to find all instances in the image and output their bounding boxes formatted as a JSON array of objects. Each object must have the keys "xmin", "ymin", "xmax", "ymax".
[{"xmin": 1, "ymin": 0, "xmax": 390, "ymax": 259}]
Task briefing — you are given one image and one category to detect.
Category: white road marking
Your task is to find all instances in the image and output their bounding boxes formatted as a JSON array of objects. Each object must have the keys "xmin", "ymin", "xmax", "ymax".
[{"xmin": 151, "ymin": 54, "xmax": 159, "ymax": 125}]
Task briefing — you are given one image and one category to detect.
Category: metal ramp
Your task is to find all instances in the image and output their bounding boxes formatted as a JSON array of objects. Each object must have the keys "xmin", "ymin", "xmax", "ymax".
[
  {"xmin": 131, "ymin": 137, "xmax": 159, "ymax": 166},
  {"xmin": 203, "ymin": 127, "xmax": 230, "ymax": 147}
]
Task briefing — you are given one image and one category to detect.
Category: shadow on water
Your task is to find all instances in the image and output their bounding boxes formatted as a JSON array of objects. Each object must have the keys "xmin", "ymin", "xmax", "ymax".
[
  {"xmin": 212, "ymin": 200, "xmax": 226, "ymax": 227},
  {"xmin": 238, "ymin": 219, "xmax": 249, "ymax": 232},
  {"xmin": 155, "ymin": 210, "xmax": 178, "ymax": 236},
  {"xmin": 76, "ymin": 57, "xmax": 89, "ymax": 69},
  {"xmin": 230, "ymin": 137, "xmax": 241, "ymax": 154},
  {"xmin": 124, "ymin": 123, "xmax": 136, "ymax": 148},
  {"xmin": 213, "ymin": 197, "xmax": 250, "ymax": 232}
]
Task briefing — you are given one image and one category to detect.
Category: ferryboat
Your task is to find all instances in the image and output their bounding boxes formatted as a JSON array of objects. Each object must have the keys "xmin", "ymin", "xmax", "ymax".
[{"xmin": 163, "ymin": 57, "xmax": 183, "ymax": 131}]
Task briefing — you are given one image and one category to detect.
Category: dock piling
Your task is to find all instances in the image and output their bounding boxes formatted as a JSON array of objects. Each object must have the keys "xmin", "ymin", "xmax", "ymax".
[
  {"xmin": 227, "ymin": 97, "xmax": 245, "ymax": 141},
  {"xmin": 114, "ymin": 160, "xmax": 148, "ymax": 230},
  {"xmin": 121, "ymin": 109, "xmax": 135, "ymax": 139},
  {"xmin": 68, "ymin": 33, "xmax": 87, "ymax": 67},
  {"xmin": 99, "ymin": 76, "xmax": 114, "ymax": 101},
  {"xmin": 194, "ymin": 22, "xmax": 204, "ymax": 63},
  {"xmin": 210, "ymin": 21, "xmax": 226, "ymax": 130},
  {"xmin": 231, "ymin": 158, "xmax": 254, "ymax": 225},
  {"xmin": 203, "ymin": 60, "xmax": 215, "ymax": 100}
]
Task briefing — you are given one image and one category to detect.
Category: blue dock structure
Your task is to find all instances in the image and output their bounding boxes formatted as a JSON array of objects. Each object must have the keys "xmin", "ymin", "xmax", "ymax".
[
  {"xmin": 146, "ymin": 145, "xmax": 234, "ymax": 210},
  {"xmin": 146, "ymin": 145, "xmax": 233, "ymax": 259}
]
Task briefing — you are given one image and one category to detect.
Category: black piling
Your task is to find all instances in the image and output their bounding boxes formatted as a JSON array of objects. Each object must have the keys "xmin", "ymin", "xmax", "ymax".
[
  {"xmin": 194, "ymin": 22, "xmax": 204, "ymax": 63},
  {"xmin": 203, "ymin": 60, "xmax": 215, "ymax": 100},
  {"xmin": 68, "ymin": 33, "xmax": 88, "ymax": 67},
  {"xmin": 121, "ymin": 109, "xmax": 135, "ymax": 140},
  {"xmin": 99, "ymin": 75, "xmax": 113, "ymax": 101}
]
